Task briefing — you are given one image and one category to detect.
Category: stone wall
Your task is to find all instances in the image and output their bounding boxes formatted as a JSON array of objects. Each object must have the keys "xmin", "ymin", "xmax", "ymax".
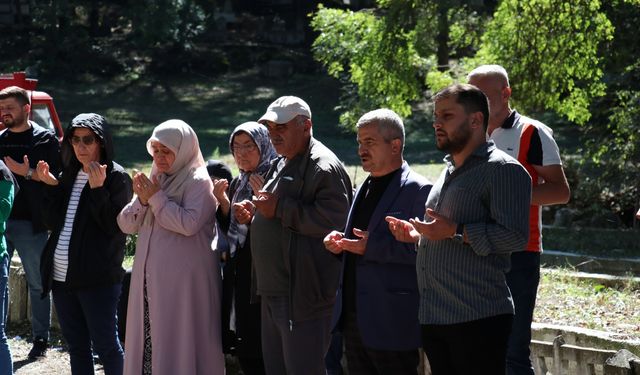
[{"xmin": 8, "ymin": 257, "xmax": 58, "ymax": 328}]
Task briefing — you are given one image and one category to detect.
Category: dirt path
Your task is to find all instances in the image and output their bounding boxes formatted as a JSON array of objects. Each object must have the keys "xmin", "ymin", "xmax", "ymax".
[
  {"xmin": 8, "ymin": 333, "xmax": 240, "ymax": 374},
  {"xmin": 9, "ymin": 336, "xmax": 104, "ymax": 375}
]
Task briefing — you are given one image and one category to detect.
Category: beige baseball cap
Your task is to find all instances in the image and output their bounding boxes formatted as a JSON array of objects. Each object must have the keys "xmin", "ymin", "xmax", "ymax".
[{"xmin": 258, "ymin": 96, "xmax": 312, "ymax": 124}]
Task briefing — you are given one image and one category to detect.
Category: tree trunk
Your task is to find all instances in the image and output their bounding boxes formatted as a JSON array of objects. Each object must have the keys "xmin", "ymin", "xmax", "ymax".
[{"xmin": 436, "ymin": 2, "xmax": 449, "ymax": 71}]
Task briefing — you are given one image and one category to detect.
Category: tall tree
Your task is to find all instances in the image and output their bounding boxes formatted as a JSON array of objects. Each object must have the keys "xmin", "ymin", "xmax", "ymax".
[
  {"xmin": 310, "ymin": 0, "xmax": 485, "ymax": 128},
  {"xmin": 311, "ymin": 0, "xmax": 613, "ymax": 127},
  {"xmin": 311, "ymin": 3, "xmax": 429, "ymax": 128},
  {"xmin": 470, "ymin": 0, "xmax": 613, "ymax": 124}
]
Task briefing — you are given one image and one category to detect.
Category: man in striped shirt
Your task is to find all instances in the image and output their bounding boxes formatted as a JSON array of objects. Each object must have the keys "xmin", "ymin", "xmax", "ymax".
[
  {"xmin": 386, "ymin": 83, "xmax": 531, "ymax": 374},
  {"xmin": 469, "ymin": 65, "xmax": 570, "ymax": 375}
]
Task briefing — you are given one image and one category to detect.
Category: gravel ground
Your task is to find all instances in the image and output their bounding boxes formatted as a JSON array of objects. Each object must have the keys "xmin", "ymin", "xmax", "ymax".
[
  {"xmin": 6, "ymin": 321, "xmax": 102, "ymax": 375},
  {"xmin": 7, "ymin": 326, "xmax": 241, "ymax": 375},
  {"xmin": 8, "ymin": 336, "xmax": 103, "ymax": 375}
]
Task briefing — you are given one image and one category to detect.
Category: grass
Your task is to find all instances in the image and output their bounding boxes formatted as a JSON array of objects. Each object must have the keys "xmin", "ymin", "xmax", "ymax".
[
  {"xmin": 535, "ymin": 267, "xmax": 640, "ymax": 340},
  {"xmin": 40, "ymin": 69, "xmax": 445, "ymax": 183}
]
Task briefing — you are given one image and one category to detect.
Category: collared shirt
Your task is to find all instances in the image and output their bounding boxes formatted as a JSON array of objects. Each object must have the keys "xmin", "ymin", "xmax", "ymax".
[
  {"xmin": 417, "ymin": 141, "xmax": 531, "ymax": 325},
  {"xmin": 489, "ymin": 110, "xmax": 563, "ymax": 252},
  {"xmin": 490, "ymin": 110, "xmax": 561, "ymax": 167}
]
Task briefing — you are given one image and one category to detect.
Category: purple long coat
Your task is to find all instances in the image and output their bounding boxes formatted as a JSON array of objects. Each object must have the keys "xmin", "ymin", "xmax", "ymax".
[{"xmin": 117, "ymin": 175, "xmax": 224, "ymax": 375}]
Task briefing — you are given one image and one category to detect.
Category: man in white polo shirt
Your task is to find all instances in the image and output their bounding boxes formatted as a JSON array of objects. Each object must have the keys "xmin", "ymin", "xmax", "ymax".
[{"xmin": 468, "ymin": 65, "xmax": 570, "ymax": 375}]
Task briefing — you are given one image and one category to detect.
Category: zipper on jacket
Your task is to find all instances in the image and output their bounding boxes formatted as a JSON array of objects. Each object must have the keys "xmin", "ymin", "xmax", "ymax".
[{"xmin": 289, "ymin": 319, "xmax": 293, "ymax": 332}]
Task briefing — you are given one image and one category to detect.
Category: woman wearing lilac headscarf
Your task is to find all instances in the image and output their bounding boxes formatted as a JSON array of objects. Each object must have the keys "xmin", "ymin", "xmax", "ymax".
[
  {"xmin": 214, "ymin": 122, "xmax": 276, "ymax": 375},
  {"xmin": 117, "ymin": 120, "xmax": 224, "ymax": 375}
]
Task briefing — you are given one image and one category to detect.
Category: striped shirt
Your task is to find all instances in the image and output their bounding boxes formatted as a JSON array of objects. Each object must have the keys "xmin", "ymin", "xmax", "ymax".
[
  {"xmin": 417, "ymin": 141, "xmax": 531, "ymax": 325},
  {"xmin": 53, "ymin": 171, "xmax": 89, "ymax": 282},
  {"xmin": 489, "ymin": 110, "xmax": 562, "ymax": 252}
]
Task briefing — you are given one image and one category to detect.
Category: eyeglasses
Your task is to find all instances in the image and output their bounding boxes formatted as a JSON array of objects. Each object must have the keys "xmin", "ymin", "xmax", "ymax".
[
  {"xmin": 70, "ymin": 135, "xmax": 97, "ymax": 146},
  {"xmin": 232, "ymin": 144, "xmax": 257, "ymax": 153}
]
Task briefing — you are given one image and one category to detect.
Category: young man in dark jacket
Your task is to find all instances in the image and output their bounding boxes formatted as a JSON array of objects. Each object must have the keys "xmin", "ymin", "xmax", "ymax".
[{"xmin": 0, "ymin": 86, "xmax": 60, "ymax": 358}]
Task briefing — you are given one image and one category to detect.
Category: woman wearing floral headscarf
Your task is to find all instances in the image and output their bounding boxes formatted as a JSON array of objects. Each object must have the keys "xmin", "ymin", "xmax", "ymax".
[
  {"xmin": 117, "ymin": 120, "xmax": 224, "ymax": 375},
  {"xmin": 214, "ymin": 122, "xmax": 276, "ymax": 375}
]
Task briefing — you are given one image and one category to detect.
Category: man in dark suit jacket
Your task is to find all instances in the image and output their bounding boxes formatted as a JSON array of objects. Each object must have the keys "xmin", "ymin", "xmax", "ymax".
[{"xmin": 324, "ymin": 108, "xmax": 432, "ymax": 375}]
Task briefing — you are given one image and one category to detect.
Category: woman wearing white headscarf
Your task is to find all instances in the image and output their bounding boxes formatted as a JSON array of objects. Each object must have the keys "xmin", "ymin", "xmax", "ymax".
[{"xmin": 117, "ymin": 120, "xmax": 224, "ymax": 375}]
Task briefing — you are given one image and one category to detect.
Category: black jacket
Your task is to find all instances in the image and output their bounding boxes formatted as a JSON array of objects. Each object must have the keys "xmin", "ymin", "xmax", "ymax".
[
  {"xmin": 40, "ymin": 114, "xmax": 133, "ymax": 294},
  {"xmin": 217, "ymin": 178, "xmax": 263, "ymax": 357},
  {"xmin": 0, "ymin": 121, "xmax": 61, "ymax": 233}
]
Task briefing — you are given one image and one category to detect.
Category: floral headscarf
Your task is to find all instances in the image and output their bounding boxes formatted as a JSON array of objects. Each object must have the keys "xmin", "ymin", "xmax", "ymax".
[{"xmin": 227, "ymin": 121, "xmax": 277, "ymax": 256}]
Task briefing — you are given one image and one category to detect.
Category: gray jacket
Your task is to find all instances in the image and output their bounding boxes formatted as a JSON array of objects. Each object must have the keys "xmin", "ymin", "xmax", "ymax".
[{"xmin": 255, "ymin": 137, "xmax": 352, "ymax": 325}]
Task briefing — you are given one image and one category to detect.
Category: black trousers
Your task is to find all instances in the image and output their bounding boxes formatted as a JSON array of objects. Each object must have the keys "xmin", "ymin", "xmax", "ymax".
[
  {"xmin": 343, "ymin": 313, "xmax": 419, "ymax": 375},
  {"xmin": 422, "ymin": 314, "xmax": 513, "ymax": 375}
]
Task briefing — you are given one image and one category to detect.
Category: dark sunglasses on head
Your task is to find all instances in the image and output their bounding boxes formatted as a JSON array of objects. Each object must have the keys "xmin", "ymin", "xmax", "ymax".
[{"xmin": 70, "ymin": 135, "xmax": 97, "ymax": 146}]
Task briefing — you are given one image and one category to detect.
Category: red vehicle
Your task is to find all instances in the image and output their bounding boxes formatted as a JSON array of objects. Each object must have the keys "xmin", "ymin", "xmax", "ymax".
[{"xmin": 0, "ymin": 71, "xmax": 64, "ymax": 138}]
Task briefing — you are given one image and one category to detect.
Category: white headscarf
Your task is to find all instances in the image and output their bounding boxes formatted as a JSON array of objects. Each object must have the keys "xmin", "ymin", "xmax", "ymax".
[{"xmin": 143, "ymin": 119, "xmax": 209, "ymax": 226}]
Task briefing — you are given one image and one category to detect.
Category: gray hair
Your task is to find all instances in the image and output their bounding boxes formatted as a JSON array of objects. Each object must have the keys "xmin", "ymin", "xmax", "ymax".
[
  {"xmin": 467, "ymin": 64, "xmax": 510, "ymax": 88},
  {"xmin": 356, "ymin": 108, "xmax": 405, "ymax": 146},
  {"xmin": 294, "ymin": 114, "xmax": 312, "ymax": 136}
]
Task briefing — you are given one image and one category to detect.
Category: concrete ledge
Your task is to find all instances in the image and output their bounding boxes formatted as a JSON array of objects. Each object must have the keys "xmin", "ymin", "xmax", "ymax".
[
  {"xmin": 8, "ymin": 257, "xmax": 29, "ymax": 323},
  {"xmin": 532, "ymin": 323, "xmax": 640, "ymax": 357},
  {"xmin": 8, "ymin": 256, "xmax": 58, "ymax": 328},
  {"xmin": 541, "ymin": 250, "xmax": 640, "ymax": 276}
]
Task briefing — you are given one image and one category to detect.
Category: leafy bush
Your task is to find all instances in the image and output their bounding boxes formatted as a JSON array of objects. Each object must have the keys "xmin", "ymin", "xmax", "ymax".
[
  {"xmin": 125, "ymin": 234, "xmax": 137, "ymax": 257},
  {"xmin": 563, "ymin": 156, "xmax": 639, "ymax": 228}
]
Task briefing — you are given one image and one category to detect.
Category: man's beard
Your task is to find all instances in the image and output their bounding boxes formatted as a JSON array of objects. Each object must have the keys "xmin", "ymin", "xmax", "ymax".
[
  {"xmin": 436, "ymin": 118, "xmax": 472, "ymax": 155},
  {"xmin": 2, "ymin": 112, "xmax": 26, "ymax": 129}
]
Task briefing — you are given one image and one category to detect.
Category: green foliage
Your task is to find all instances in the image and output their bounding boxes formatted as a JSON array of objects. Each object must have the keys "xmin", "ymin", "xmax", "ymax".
[
  {"xmin": 125, "ymin": 234, "xmax": 137, "ymax": 257},
  {"xmin": 575, "ymin": 85, "xmax": 640, "ymax": 227},
  {"xmin": 310, "ymin": 0, "xmax": 487, "ymax": 129},
  {"xmin": 311, "ymin": 0, "xmax": 612, "ymax": 128},
  {"xmin": 425, "ymin": 68, "xmax": 455, "ymax": 92},
  {"xmin": 131, "ymin": 0, "xmax": 206, "ymax": 49},
  {"xmin": 572, "ymin": 1, "xmax": 640, "ymax": 228},
  {"xmin": 311, "ymin": 4, "xmax": 428, "ymax": 128},
  {"xmin": 447, "ymin": 6, "xmax": 485, "ymax": 58},
  {"xmin": 474, "ymin": 0, "xmax": 613, "ymax": 124}
]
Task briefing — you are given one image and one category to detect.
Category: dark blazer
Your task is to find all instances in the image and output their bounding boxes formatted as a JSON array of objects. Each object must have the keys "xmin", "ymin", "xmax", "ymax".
[{"xmin": 332, "ymin": 161, "xmax": 431, "ymax": 351}]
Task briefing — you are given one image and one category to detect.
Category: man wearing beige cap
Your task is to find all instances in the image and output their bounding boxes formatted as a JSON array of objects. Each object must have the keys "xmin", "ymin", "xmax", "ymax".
[{"xmin": 235, "ymin": 95, "xmax": 352, "ymax": 374}]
